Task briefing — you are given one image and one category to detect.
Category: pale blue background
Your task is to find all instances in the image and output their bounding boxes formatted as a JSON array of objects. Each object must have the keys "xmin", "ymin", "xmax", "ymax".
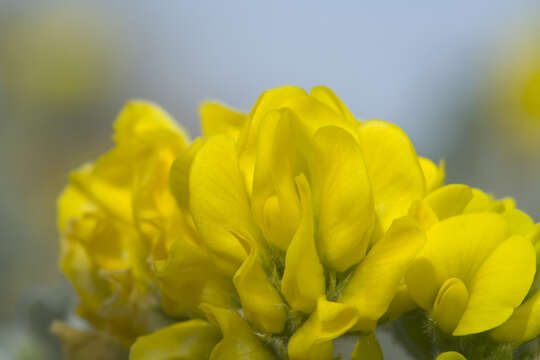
[{"xmin": 1, "ymin": 1, "xmax": 539, "ymax": 358}]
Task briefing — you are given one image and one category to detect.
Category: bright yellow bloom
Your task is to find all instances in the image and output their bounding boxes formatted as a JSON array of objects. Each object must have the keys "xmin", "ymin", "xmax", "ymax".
[
  {"xmin": 58, "ymin": 85, "xmax": 539, "ymax": 359},
  {"xmin": 405, "ymin": 186, "xmax": 537, "ymax": 336},
  {"xmin": 172, "ymin": 86, "xmax": 438, "ymax": 356}
]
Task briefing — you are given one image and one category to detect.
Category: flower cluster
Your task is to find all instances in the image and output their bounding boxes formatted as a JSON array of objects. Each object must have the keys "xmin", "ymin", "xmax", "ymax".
[{"xmin": 57, "ymin": 86, "xmax": 540, "ymax": 359}]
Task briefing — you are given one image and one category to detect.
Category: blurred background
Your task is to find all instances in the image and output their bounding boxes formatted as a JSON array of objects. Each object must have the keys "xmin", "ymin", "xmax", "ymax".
[{"xmin": 1, "ymin": 1, "xmax": 539, "ymax": 358}]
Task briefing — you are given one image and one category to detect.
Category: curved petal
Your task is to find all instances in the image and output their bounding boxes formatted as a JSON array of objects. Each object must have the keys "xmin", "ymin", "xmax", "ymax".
[
  {"xmin": 153, "ymin": 235, "xmax": 236, "ymax": 318},
  {"xmin": 491, "ymin": 290, "xmax": 540, "ymax": 343},
  {"xmin": 310, "ymin": 125, "xmax": 375, "ymax": 271},
  {"xmin": 407, "ymin": 200, "xmax": 438, "ymax": 230},
  {"xmin": 357, "ymin": 120, "xmax": 425, "ymax": 230},
  {"xmin": 233, "ymin": 236, "xmax": 287, "ymax": 334},
  {"xmin": 310, "ymin": 86, "xmax": 357, "ymax": 125},
  {"xmin": 169, "ymin": 138, "xmax": 205, "ymax": 211},
  {"xmin": 189, "ymin": 135, "xmax": 258, "ymax": 275},
  {"xmin": 384, "ymin": 283, "xmax": 418, "ymax": 321},
  {"xmin": 340, "ymin": 218, "xmax": 425, "ymax": 331},
  {"xmin": 420, "ymin": 213, "xmax": 509, "ymax": 287},
  {"xmin": 200, "ymin": 101, "xmax": 247, "ymax": 140},
  {"xmin": 288, "ymin": 297, "xmax": 358, "ymax": 360},
  {"xmin": 419, "ymin": 157, "xmax": 445, "ymax": 193},
  {"xmin": 454, "ymin": 236, "xmax": 536, "ymax": 335},
  {"xmin": 238, "ymin": 86, "xmax": 307, "ymax": 193},
  {"xmin": 281, "ymin": 175, "xmax": 325, "ymax": 313},
  {"xmin": 350, "ymin": 333, "xmax": 383, "ymax": 360},
  {"xmin": 251, "ymin": 109, "xmax": 302, "ymax": 250},
  {"xmin": 201, "ymin": 304, "xmax": 277, "ymax": 360},
  {"xmin": 69, "ymin": 162, "xmax": 133, "ymax": 225},
  {"xmin": 130, "ymin": 320, "xmax": 220, "ymax": 360},
  {"xmin": 424, "ymin": 184, "xmax": 473, "ymax": 221},
  {"xmin": 431, "ymin": 278, "xmax": 469, "ymax": 334},
  {"xmin": 113, "ymin": 100, "xmax": 188, "ymax": 148},
  {"xmin": 502, "ymin": 208, "xmax": 536, "ymax": 236},
  {"xmin": 405, "ymin": 257, "xmax": 439, "ymax": 310}
]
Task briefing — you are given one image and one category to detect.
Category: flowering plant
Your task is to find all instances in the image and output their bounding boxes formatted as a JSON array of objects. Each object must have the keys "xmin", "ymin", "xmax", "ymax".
[{"xmin": 55, "ymin": 86, "xmax": 540, "ymax": 359}]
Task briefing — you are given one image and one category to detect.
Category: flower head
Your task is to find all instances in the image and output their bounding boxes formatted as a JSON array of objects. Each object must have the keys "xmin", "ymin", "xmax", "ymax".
[{"xmin": 58, "ymin": 85, "xmax": 539, "ymax": 359}]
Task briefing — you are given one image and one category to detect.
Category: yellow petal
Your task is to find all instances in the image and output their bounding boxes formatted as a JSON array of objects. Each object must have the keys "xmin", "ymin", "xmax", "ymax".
[
  {"xmin": 58, "ymin": 184, "xmax": 130, "ymax": 272},
  {"xmin": 424, "ymin": 184, "xmax": 473, "ymax": 220},
  {"xmin": 309, "ymin": 125, "xmax": 374, "ymax": 271},
  {"xmin": 462, "ymin": 189, "xmax": 500, "ymax": 214},
  {"xmin": 238, "ymin": 86, "xmax": 307, "ymax": 193},
  {"xmin": 384, "ymin": 283, "xmax": 418, "ymax": 321},
  {"xmin": 340, "ymin": 218, "xmax": 425, "ymax": 331},
  {"xmin": 454, "ymin": 235, "xmax": 536, "ymax": 335},
  {"xmin": 436, "ymin": 352, "xmax": 467, "ymax": 360},
  {"xmin": 408, "ymin": 200, "xmax": 438, "ymax": 231},
  {"xmin": 357, "ymin": 120, "xmax": 425, "ymax": 230},
  {"xmin": 59, "ymin": 241, "xmax": 110, "ymax": 314},
  {"xmin": 419, "ymin": 157, "xmax": 445, "ymax": 193},
  {"xmin": 201, "ymin": 304, "xmax": 277, "ymax": 360},
  {"xmin": 189, "ymin": 135, "xmax": 257, "ymax": 275},
  {"xmin": 251, "ymin": 109, "xmax": 302, "ymax": 250},
  {"xmin": 281, "ymin": 175, "xmax": 325, "ymax": 313},
  {"xmin": 233, "ymin": 236, "xmax": 287, "ymax": 333},
  {"xmin": 169, "ymin": 138, "xmax": 205, "ymax": 211},
  {"xmin": 310, "ymin": 86, "xmax": 357, "ymax": 125},
  {"xmin": 130, "ymin": 320, "xmax": 221, "ymax": 360},
  {"xmin": 200, "ymin": 101, "xmax": 247, "ymax": 140},
  {"xmin": 528, "ymin": 223, "xmax": 540, "ymax": 261},
  {"xmin": 113, "ymin": 100, "xmax": 188, "ymax": 148},
  {"xmin": 350, "ymin": 333, "xmax": 383, "ymax": 360},
  {"xmin": 288, "ymin": 297, "xmax": 358, "ymax": 360},
  {"xmin": 405, "ymin": 257, "xmax": 439, "ymax": 310},
  {"xmin": 502, "ymin": 208, "xmax": 536, "ymax": 236},
  {"xmin": 153, "ymin": 234, "xmax": 236, "ymax": 318},
  {"xmin": 69, "ymin": 162, "xmax": 133, "ymax": 225},
  {"xmin": 491, "ymin": 290, "xmax": 540, "ymax": 343},
  {"xmin": 431, "ymin": 278, "xmax": 469, "ymax": 334},
  {"xmin": 420, "ymin": 213, "xmax": 509, "ymax": 289}
]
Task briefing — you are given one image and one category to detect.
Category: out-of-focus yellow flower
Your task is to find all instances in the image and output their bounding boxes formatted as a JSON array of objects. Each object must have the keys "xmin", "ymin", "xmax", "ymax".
[
  {"xmin": 486, "ymin": 20, "xmax": 540, "ymax": 152},
  {"xmin": 58, "ymin": 101, "xmax": 189, "ymax": 343}
]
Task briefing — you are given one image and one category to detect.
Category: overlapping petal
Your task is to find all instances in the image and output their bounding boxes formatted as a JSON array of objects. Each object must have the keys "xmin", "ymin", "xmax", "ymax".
[
  {"xmin": 201, "ymin": 304, "xmax": 277, "ymax": 360},
  {"xmin": 288, "ymin": 297, "xmax": 358, "ymax": 360},
  {"xmin": 406, "ymin": 213, "xmax": 536, "ymax": 335},
  {"xmin": 130, "ymin": 320, "xmax": 221, "ymax": 360},
  {"xmin": 281, "ymin": 175, "xmax": 325, "ymax": 313},
  {"xmin": 357, "ymin": 120, "xmax": 426, "ymax": 231},
  {"xmin": 340, "ymin": 218, "xmax": 425, "ymax": 331}
]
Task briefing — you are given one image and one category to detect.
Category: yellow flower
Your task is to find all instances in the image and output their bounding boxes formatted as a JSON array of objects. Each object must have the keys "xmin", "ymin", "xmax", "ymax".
[
  {"xmin": 58, "ymin": 101, "xmax": 189, "ymax": 343},
  {"xmin": 58, "ymin": 85, "xmax": 539, "ymax": 359},
  {"xmin": 166, "ymin": 85, "xmax": 438, "ymax": 358},
  {"xmin": 405, "ymin": 186, "xmax": 537, "ymax": 336}
]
